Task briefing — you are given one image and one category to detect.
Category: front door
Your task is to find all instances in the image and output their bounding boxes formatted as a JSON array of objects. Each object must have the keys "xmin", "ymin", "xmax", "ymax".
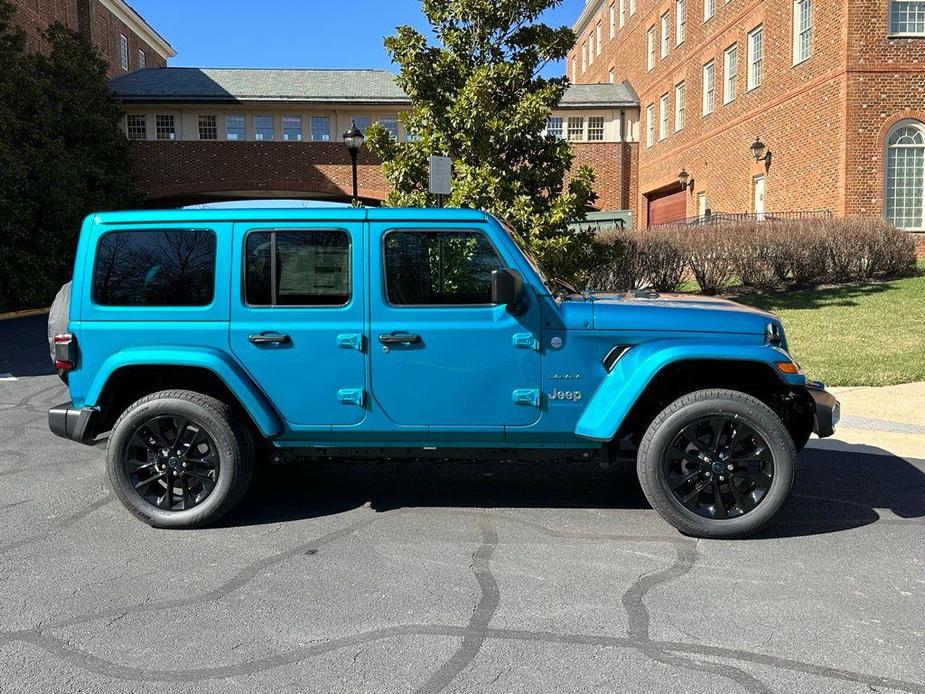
[
  {"xmin": 754, "ymin": 175, "xmax": 766, "ymax": 221},
  {"xmin": 230, "ymin": 222, "xmax": 366, "ymax": 427},
  {"xmin": 368, "ymin": 223, "xmax": 542, "ymax": 432}
]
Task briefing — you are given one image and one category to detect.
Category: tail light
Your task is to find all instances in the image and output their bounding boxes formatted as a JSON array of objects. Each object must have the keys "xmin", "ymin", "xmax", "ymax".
[{"xmin": 53, "ymin": 333, "xmax": 77, "ymax": 372}]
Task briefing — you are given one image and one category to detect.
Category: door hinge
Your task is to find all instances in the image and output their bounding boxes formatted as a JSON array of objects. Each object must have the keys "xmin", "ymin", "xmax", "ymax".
[
  {"xmin": 336, "ymin": 333, "xmax": 364, "ymax": 352},
  {"xmin": 512, "ymin": 388, "xmax": 541, "ymax": 408},
  {"xmin": 337, "ymin": 388, "xmax": 366, "ymax": 407},
  {"xmin": 512, "ymin": 333, "xmax": 539, "ymax": 351}
]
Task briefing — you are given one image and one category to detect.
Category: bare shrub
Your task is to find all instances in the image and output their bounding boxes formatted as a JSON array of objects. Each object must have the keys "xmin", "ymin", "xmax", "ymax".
[
  {"xmin": 638, "ymin": 228, "xmax": 687, "ymax": 292},
  {"xmin": 853, "ymin": 218, "xmax": 917, "ymax": 279},
  {"xmin": 586, "ymin": 229, "xmax": 644, "ymax": 291},
  {"xmin": 683, "ymin": 225, "xmax": 740, "ymax": 295},
  {"xmin": 732, "ymin": 223, "xmax": 783, "ymax": 289},
  {"xmin": 785, "ymin": 220, "xmax": 830, "ymax": 285}
]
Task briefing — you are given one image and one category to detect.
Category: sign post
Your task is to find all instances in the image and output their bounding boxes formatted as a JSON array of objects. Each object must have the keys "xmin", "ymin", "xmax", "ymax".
[{"xmin": 428, "ymin": 155, "xmax": 452, "ymax": 207}]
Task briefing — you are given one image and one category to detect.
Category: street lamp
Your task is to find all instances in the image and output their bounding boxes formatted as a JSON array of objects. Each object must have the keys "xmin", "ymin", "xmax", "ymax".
[
  {"xmin": 750, "ymin": 136, "xmax": 772, "ymax": 167},
  {"xmin": 677, "ymin": 168, "xmax": 694, "ymax": 193},
  {"xmin": 343, "ymin": 121, "xmax": 365, "ymax": 204}
]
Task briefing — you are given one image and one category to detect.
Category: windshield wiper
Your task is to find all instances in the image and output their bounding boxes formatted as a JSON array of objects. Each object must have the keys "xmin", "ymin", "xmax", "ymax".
[{"xmin": 548, "ymin": 277, "xmax": 580, "ymax": 296}]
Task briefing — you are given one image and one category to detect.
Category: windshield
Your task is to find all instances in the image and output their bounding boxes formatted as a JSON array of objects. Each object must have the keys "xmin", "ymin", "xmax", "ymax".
[{"xmin": 496, "ymin": 218, "xmax": 551, "ymax": 288}]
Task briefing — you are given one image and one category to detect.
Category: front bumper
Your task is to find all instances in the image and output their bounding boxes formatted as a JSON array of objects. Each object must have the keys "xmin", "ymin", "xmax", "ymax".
[
  {"xmin": 806, "ymin": 382, "xmax": 840, "ymax": 438},
  {"xmin": 48, "ymin": 402, "xmax": 99, "ymax": 445}
]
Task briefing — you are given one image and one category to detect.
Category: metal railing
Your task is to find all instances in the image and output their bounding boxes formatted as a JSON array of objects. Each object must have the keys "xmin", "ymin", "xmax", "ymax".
[{"xmin": 652, "ymin": 209, "xmax": 833, "ymax": 229}]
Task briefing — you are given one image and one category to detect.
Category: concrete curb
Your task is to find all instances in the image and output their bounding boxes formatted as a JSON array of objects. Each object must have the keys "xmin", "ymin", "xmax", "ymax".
[{"xmin": 0, "ymin": 308, "xmax": 49, "ymax": 322}]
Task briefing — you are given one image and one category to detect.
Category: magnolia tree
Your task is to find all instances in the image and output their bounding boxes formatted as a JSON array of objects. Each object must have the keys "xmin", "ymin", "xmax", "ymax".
[{"xmin": 365, "ymin": 0, "xmax": 599, "ymax": 279}]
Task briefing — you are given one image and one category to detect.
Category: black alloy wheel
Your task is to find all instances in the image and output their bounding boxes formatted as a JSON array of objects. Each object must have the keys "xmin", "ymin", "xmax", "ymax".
[
  {"xmin": 124, "ymin": 415, "xmax": 220, "ymax": 511},
  {"xmin": 664, "ymin": 416, "xmax": 774, "ymax": 520}
]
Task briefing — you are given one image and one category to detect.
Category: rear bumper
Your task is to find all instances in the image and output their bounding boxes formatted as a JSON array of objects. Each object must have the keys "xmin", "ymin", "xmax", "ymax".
[
  {"xmin": 48, "ymin": 402, "xmax": 99, "ymax": 445},
  {"xmin": 806, "ymin": 382, "xmax": 840, "ymax": 438}
]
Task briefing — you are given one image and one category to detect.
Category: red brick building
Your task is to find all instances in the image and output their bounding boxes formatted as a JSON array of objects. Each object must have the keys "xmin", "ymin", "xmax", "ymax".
[
  {"xmin": 567, "ymin": 0, "xmax": 925, "ymax": 237},
  {"xmin": 10, "ymin": 0, "xmax": 173, "ymax": 76},
  {"xmin": 110, "ymin": 68, "xmax": 639, "ymax": 209}
]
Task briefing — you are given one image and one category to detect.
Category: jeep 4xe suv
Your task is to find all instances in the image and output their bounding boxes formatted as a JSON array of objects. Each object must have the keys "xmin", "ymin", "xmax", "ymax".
[{"xmin": 48, "ymin": 207, "xmax": 838, "ymax": 538}]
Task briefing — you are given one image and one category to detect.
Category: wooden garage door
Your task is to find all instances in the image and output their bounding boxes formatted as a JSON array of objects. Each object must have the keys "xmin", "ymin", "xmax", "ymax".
[{"xmin": 647, "ymin": 189, "xmax": 687, "ymax": 226}]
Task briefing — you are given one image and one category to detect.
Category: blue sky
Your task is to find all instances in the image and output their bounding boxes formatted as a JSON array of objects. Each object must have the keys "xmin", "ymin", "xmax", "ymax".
[{"xmin": 130, "ymin": 0, "xmax": 585, "ymax": 78}]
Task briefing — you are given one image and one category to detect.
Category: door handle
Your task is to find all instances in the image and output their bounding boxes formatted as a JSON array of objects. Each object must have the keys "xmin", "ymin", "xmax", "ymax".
[
  {"xmin": 248, "ymin": 333, "xmax": 291, "ymax": 345},
  {"xmin": 378, "ymin": 333, "xmax": 422, "ymax": 345}
]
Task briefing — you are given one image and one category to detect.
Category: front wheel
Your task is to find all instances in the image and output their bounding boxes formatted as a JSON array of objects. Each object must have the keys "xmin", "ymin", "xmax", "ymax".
[
  {"xmin": 637, "ymin": 389, "xmax": 795, "ymax": 539},
  {"xmin": 107, "ymin": 390, "xmax": 254, "ymax": 529}
]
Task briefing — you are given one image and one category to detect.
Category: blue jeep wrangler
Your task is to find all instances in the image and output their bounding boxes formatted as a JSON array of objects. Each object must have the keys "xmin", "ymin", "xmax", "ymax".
[{"xmin": 48, "ymin": 207, "xmax": 838, "ymax": 538}]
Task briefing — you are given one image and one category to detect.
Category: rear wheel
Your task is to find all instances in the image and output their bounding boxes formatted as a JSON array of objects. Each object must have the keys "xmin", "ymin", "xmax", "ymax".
[
  {"xmin": 637, "ymin": 389, "xmax": 795, "ymax": 539},
  {"xmin": 107, "ymin": 390, "xmax": 254, "ymax": 528}
]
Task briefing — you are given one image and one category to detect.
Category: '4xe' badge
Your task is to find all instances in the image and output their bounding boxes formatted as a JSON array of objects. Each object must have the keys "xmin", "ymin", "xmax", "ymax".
[{"xmin": 548, "ymin": 389, "xmax": 582, "ymax": 402}]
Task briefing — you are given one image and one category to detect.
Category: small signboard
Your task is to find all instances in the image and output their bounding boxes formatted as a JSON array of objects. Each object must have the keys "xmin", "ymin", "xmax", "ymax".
[{"xmin": 429, "ymin": 156, "xmax": 452, "ymax": 196}]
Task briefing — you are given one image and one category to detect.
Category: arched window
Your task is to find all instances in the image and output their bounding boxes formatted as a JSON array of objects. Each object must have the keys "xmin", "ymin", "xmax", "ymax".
[{"xmin": 885, "ymin": 120, "xmax": 925, "ymax": 230}]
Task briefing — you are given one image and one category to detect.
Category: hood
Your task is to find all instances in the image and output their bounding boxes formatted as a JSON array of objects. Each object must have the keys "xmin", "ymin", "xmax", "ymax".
[{"xmin": 589, "ymin": 291, "xmax": 777, "ymax": 335}]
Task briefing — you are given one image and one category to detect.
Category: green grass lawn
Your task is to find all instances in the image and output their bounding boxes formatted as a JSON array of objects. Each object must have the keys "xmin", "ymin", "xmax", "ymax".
[{"xmin": 734, "ymin": 267, "xmax": 925, "ymax": 387}]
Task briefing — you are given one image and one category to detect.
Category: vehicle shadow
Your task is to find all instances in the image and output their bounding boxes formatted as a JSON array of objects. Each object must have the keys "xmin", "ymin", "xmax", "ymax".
[{"xmin": 223, "ymin": 441, "xmax": 925, "ymax": 539}]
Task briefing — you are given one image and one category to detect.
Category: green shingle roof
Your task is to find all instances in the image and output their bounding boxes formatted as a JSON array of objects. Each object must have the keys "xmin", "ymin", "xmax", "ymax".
[{"xmin": 110, "ymin": 68, "xmax": 639, "ymax": 108}]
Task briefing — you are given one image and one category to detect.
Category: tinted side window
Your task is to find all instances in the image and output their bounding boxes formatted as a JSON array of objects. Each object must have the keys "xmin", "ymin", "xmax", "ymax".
[
  {"xmin": 384, "ymin": 230, "xmax": 504, "ymax": 306},
  {"xmin": 245, "ymin": 229, "xmax": 351, "ymax": 307},
  {"xmin": 93, "ymin": 229, "xmax": 216, "ymax": 307}
]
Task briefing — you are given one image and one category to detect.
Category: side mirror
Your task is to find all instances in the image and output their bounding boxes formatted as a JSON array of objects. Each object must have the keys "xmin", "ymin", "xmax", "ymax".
[{"xmin": 491, "ymin": 268, "xmax": 526, "ymax": 314}]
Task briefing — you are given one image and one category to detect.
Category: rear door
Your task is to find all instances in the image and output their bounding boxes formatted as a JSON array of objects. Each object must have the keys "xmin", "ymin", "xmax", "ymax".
[{"xmin": 229, "ymin": 222, "xmax": 366, "ymax": 428}]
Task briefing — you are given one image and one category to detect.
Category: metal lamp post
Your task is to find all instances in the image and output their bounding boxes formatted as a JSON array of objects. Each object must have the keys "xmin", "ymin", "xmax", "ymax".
[{"xmin": 343, "ymin": 122, "xmax": 365, "ymax": 205}]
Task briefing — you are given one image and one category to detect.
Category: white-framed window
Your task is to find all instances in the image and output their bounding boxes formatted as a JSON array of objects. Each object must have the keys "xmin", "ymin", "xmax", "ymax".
[
  {"xmin": 646, "ymin": 104, "xmax": 655, "ymax": 147},
  {"xmin": 723, "ymin": 44, "xmax": 737, "ymax": 103},
  {"xmin": 661, "ymin": 11, "xmax": 670, "ymax": 58},
  {"xmin": 674, "ymin": 82, "xmax": 685, "ymax": 131},
  {"xmin": 155, "ymin": 114, "xmax": 175, "ymax": 141},
  {"xmin": 793, "ymin": 0, "xmax": 813, "ymax": 64},
  {"xmin": 283, "ymin": 116, "xmax": 302, "ymax": 141},
  {"xmin": 568, "ymin": 116, "xmax": 585, "ymax": 141},
  {"xmin": 704, "ymin": 0, "xmax": 715, "ymax": 21},
  {"xmin": 119, "ymin": 33, "xmax": 128, "ymax": 71},
  {"xmin": 629, "ymin": 0, "xmax": 636, "ymax": 15},
  {"xmin": 676, "ymin": 0, "xmax": 686, "ymax": 44},
  {"xmin": 596, "ymin": 22, "xmax": 602, "ymax": 55},
  {"xmin": 702, "ymin": 61, "xmax": 715, "ymax": 115},
  {"xmin": 748, "ymin": 26, "xmax": 764, "ymax": 90},
  {"xmin": 890, "ymin": 1, "xmax": 925, "ymax": 34},
  {"xmin": 311, "ymin": 115, "xmax": 330, "ymax": 141},
  {"xmin": 698, "ymin": 192, "xmax": 708, "ymax": 218},
  {"xmin": 254, "ymin": 115, "xmax": 274, "ymax": 141},
  {"xmin": 582, "ymin": 43, "xmax": 587, "ymax": 72},
  {"xmin": 620, "ymin": 0, "xmax": 626, "ymax": 28},
  {"xmin": 546, "ymin": 116, "xmax": 564, "ymax": 139},
  {"xmin": 589, "ymin": 31, "xmax": 595, "ymax": 61},
  {"xmin": 571, "ymin": 57, "xmax": 577, "ymax": 80},
  {"xmin": 609, "ymin": 68, "xmax": 615, "ymax": 83},
  {"xmin": 885, "ymin": 120, "xmax": 925, "ymax": 230},
  {"xmin": 198, "ymin": 114, "xmax": 217, "ymax": 141},
  {"xmin": 138, "ymin": 50, "xmax": 145, "ymax": 69},
  {"xmin": 659, "ymin": 94, "xmax": 669, "ymax": 140},
  {"xmin": 610, "ymin": 3, "xmax": 616, "ymax": 38},
  {"xmin": 225, "ymin": 114, "xmax": 245, "ymax": 141},
  {"xmin": 588, "ymin": 116, "xmax": 605, "ymax": 141},
  {"xmin": 352, "ymin": 116, "xmax": 371, "ymax": 134},
  {"xmin": 379, "ymin": 116, "xmax": 399, "ymax": 139},
  {"xmin": 647, "ymin": 26, "xmax": 657, "ymax": 71},
  {"xmin": 125, "ymin": 114, "xmax": 146, "ymax": 140}
]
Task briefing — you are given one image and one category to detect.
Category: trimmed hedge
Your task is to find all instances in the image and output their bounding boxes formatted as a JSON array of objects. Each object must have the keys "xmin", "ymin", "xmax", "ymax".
[{"xmin": 587, "ymin": 218, "xmax": 917, "ymax": 294}]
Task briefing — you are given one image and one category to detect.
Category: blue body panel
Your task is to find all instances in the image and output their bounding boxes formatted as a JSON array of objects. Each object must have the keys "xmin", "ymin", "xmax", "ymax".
[{"xmin": 66, "ymin": 207, "xmax": 804, "ymax": 451}]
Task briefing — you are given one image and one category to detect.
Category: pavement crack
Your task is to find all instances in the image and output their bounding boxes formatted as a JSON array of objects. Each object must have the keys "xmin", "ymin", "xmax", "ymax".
[
  {"xmin": 414, "ymin": 513, "xmax": 500, "ymax": 694},
  {"xmin": 0, "ymin": 493, "xmax": 114, "ymax": 556}
]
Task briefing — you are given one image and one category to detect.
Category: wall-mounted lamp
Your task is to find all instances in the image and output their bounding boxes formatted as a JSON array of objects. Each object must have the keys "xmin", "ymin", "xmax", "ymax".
[
  {"xmin": 677, "ymin": 168, "xmax": 695, "ymax": 193},
  {"xmin": 750, "ymin": 137, "xmax": 772, "ymax": 168}
]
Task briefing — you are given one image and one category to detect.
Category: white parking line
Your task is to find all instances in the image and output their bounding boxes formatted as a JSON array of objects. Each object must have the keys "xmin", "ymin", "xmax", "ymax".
[{"xmin": 0, "ymin": 373, "xmax": 17, "ymax": 382}]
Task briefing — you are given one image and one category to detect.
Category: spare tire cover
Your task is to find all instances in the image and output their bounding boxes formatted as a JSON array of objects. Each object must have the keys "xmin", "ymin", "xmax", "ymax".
[{"xmin": 47, "ymin": 281, "xmax": 72, "ymax": 363}]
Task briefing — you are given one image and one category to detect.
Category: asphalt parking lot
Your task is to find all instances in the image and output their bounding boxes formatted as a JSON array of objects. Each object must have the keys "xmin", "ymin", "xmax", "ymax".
[{"xmin": 1, "ymin": 314, "xmax": 924, "ymax": 693}]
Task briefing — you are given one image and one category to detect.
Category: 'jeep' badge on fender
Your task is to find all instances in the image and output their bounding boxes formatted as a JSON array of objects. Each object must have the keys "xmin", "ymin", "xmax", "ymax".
[{"xmin": 548, "ymin": 389, "xmax": 582, "ymax": 402}]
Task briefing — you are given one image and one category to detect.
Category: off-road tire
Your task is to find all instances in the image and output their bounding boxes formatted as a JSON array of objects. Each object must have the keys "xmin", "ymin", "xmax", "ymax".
[
  {"xmin": 107, "ymin": 390, "xmax": 254, "ymax": 529},
  {"xmin": 637, "ymin": 389, "xmax": 796, "ymax": 539}
]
